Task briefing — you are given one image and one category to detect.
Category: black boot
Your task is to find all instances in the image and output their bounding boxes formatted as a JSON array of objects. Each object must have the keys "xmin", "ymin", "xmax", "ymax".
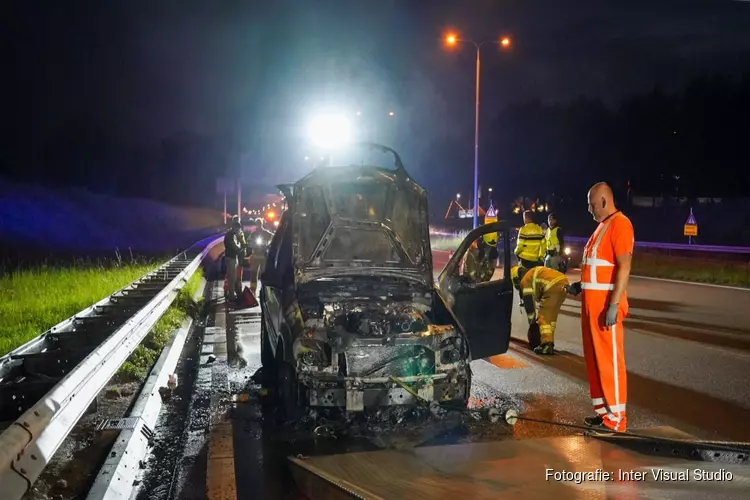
[
  {"xmin": 533, "ymin": 342, "xmax": 555, "ymax": 355},
  {"xmin": 584, "ymin": 415, "xmax": 604, "ymax": 427}
]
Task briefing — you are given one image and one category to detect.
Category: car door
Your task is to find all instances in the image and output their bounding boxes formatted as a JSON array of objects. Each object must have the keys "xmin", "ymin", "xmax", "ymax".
[{"xmin": 437, "ymin": 221, "xmax": 513, "ymax": 360}]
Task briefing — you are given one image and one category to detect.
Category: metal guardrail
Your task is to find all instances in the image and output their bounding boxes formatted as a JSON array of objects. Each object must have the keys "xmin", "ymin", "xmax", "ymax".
[
  {"xmin": 429, "ymin": 227, "xmax": 750, "ymax": 255},
  {"xmin": 0, "ymin": 235, "xmax": 222, "ymax": 499},
  {"xmin": 564, "ymin": 236, "xmax": 750, "ymax": 254}
]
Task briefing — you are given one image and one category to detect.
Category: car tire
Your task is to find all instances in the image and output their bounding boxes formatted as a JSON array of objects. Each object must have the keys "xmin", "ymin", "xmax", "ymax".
[
  {"xmin": 463, "ymin": 365, "xmax": 472, "ymax": 407},
  {"xmin": 276, "ymin": 359, "xmax": 300, "ymax": 422},
  {"xmin": 260, "ymin": 310, "xmax": 275, "ymax": 369}
]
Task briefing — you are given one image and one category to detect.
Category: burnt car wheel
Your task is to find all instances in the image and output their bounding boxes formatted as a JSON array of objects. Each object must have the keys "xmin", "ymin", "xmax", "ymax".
[
  {"xmin": 276, "ymin": 360, "xmax": 301, "ymax": 421},
  {"xmin": 260, "ymin": 310, "xmax": 275, "ymax": 369}
]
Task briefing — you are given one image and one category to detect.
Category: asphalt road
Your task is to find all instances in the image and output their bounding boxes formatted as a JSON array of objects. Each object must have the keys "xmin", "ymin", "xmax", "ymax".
[
  {"xmin": 433, "ymin": 249, "xmax": 750, "ymax": 442},
  {"xmin": 179, "ymin": 254, "xmax": 750, "ymax": 498}
]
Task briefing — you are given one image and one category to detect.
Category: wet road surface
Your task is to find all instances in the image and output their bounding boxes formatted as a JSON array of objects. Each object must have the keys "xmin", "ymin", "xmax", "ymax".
[
  {"xmin": 434, "ymin": 249, "xmax": 750, "ymax": 441},
  {"xmin": 146, "ymin": 252, "xmax": 750, "ymax": 499}
]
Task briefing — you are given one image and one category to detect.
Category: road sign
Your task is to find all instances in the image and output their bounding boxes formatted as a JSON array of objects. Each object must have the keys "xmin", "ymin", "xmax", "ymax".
[
  {"xmin": 684, "ymin": 208, "xmax": 698, "ymax": 239},
  {"xmin": 483, "ymin": 203, "xmax": 498, "ymax": 245},
  {"xmin": 459, "ymin": 209, "xmax": 474, "ymax": 219}
]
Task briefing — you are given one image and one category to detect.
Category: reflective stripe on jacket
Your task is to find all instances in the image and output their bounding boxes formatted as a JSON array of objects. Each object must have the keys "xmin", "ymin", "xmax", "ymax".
[
  {"xmin": 520, "ymin": 266, "xmax": 568, "ymax": 302},
  {"xmin": 580, "ymin": 211, "xmax": 634, "ymax": 296},
  {"xmin": 515, "ymin": 223, "xmax": 546, "ymax": 262}
]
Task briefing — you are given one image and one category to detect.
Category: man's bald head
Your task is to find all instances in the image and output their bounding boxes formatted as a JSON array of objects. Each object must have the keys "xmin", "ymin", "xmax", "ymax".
[{"xmin": 587, "ymin": 182, "xmax": 617, "ymax": 222}]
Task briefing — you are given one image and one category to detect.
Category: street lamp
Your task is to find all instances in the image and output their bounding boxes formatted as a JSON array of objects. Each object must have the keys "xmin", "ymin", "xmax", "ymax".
[{"xmin": 444, "ymin": 31, "xmax": 512, "ymax": 228}]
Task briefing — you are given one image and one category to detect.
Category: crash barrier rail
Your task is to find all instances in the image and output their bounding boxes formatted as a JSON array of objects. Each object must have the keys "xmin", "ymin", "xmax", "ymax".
[
  {"xmin": 429, "ymin": 228, "xmax": 750, "ymax": 255},
  {"xmin": 564, "ymin": 236, "xmax": 750, "ymax": 254},
  {"xmin": 0, "ymin": 234, "xmax": 223, "ymax": 499}
]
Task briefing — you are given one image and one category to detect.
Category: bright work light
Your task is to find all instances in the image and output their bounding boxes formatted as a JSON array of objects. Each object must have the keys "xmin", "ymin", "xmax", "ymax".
[{"xmin": 308, "ymin": 113, "xmax": 352, "ymax": 149}]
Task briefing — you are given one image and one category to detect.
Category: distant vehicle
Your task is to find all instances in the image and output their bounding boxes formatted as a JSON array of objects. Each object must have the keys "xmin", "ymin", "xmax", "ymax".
[{"xmin": 259, "ymin": 143, "xmax": 513, "ymax": 418}]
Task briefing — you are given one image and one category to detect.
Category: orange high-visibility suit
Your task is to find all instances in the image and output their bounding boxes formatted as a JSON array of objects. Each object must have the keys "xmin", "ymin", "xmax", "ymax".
[{"xmin": 580, "ymin": 211, "xmax": 634, "ymax": 432}]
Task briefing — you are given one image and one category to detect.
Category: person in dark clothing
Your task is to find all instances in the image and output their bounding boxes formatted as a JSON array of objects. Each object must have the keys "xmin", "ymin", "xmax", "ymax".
[{"xmin": 224, "ymin": 219, "xmax": 245, "ymax": 301}]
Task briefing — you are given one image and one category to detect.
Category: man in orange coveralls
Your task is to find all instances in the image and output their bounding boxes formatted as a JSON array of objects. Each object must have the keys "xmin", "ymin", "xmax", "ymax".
[{"xmin": 567, "ymin": 182, "xmax": 634, "ymax": 432}]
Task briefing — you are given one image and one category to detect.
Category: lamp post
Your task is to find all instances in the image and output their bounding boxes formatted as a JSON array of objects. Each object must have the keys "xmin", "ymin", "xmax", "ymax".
[{"xmin": 445, "ymin": 33, "xmax": 512, "ymax": 228}]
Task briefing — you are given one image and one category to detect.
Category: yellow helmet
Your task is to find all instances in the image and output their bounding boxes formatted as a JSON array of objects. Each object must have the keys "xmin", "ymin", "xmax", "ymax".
[{"xmin": 511, "ymin": 265, "xmax": 528, "ymax": 288}]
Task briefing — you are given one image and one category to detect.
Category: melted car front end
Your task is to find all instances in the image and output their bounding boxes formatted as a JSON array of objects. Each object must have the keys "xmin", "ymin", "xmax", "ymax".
[{"xmin": 293, "ymin": 282, "xmax": 470, "ymax": 411}]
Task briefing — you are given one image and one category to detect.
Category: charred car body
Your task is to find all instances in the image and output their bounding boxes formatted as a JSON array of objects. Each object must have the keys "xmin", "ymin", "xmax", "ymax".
[{"xmin": 259, "ymin": 144, "xmax": 513, "ymax": 416}]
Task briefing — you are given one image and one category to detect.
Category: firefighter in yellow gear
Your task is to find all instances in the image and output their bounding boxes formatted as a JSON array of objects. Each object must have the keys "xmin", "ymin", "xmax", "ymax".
[
  {"xmin": 462, "ymin": 239, "xmax": 495, "ymax": 283},
  {"xmin": 544, "ymin": 212, "xmax": 567, "ymax": 272},
  {"xmin": 511, "ymin": 265, "xmax": 569, "ymax": 355},
  {"xmin": 514, "ymin": 210, "xmax": 547, "ymax": 269}
]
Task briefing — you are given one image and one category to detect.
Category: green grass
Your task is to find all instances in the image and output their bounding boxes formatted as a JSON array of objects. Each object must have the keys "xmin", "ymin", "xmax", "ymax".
[
  {"xmin": 0, "ymin": 260, "xmax": 205, "ymax": 385},
  {"xmin": 0, "ymin": 261, "xmax": 159, "ymax": 356},
  {"xmin": 429, "ymin": 237, "xmax": 750, "ymax": 287},
  {"xmin": 115, "ymin": 268, "xmax": 204, "ymax": 382},
  {"xmin": 631, "ymin": 253, "xmax": 750, "ymax": 287},
  {"xmin": 430, "ymin": 237, "xmax": 464, "ymax": 251}
]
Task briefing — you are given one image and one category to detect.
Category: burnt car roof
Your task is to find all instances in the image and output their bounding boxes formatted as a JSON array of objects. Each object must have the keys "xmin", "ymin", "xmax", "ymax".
[{"xmin": 280, "ymin": 144, "xmax": 433, "ymax": 288}]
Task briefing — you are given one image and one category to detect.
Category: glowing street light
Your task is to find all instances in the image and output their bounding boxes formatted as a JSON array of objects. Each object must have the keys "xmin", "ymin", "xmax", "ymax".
[
  {"xmin": 443, "ymin": 31, "xmax": 513, "ymax": 228},
  {"xmin": 388, "ymin": 111, "xmax": 395, "ymax": 116},
  {"xmin": 456, "ymin": 193, "xmax": 461, "ymax": 199}
]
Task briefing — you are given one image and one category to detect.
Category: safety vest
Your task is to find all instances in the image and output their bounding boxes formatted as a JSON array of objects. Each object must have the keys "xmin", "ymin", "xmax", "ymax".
[
  {"xmin": 581, "ymin": 212, "xmax": 633, "ymax": 293},
  {"xmin": 515, "ymin": 223, "xmax": 546, "ymax": 262},
  {"xmin": 545, "ymin": 226, "xmax": 561, "ymax": 253},
  {"xmin": 520, "ymin": 266, "xmax": 568, "ymax": 301}
]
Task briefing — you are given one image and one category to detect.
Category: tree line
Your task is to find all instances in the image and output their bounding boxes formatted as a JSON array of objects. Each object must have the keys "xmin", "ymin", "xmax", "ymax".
[{"xmin": 482, "ymin": 70, "xmax": 750, "ymax": 202}]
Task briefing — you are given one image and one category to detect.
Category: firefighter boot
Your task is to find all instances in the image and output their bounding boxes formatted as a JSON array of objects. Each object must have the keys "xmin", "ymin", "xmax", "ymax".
[{"xmin": 533, "ymin": 342, "xmax": 555, "ymax": 355}]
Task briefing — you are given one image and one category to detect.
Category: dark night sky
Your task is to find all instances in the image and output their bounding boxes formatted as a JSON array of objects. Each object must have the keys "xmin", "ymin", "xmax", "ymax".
[{"xmin": 3, "ymin": 0, "xmax": 750, "ymax": 202}]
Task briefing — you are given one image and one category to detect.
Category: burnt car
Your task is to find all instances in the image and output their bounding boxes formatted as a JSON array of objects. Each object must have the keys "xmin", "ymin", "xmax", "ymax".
[{"xmin": 259, "ymin": 143, "xmax": 513, "ymax": 417}]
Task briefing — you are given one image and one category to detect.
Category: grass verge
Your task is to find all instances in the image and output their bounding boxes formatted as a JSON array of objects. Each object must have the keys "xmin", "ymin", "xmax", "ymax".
[
  {"xmin": 115, "ymin": 268, "xmax": 204, "ymax": 382},
  {"xmin": 429, "ymin": 237, "xmax": 750, "ymax": 287},
  {"xmin": 0, "ymin": 260, "xmax": 159, "ymax": 356},
  {"xmin": 631, "ymin": 254, "xmax": 750, "ymax": 287}
]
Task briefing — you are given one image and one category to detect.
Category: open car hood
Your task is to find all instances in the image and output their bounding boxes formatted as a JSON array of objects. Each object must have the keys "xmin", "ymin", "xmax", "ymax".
[{"xmin": 285, "ymin": 144, "xmax": 433, "ymax": 288}]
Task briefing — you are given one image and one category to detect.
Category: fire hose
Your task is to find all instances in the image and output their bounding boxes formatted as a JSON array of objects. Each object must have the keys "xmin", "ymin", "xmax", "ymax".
[{"xmin": 317, "ymin": 376, "xmax": 750, "ymax": 458}]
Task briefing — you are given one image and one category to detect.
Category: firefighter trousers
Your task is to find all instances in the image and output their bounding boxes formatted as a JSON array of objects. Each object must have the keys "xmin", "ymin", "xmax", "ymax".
[
  {"xmin": 537, "ymin": 282, "xmax": 568, "ymax": 344},
  {"xmin": 581, "ymin": 292, "xmax": 628, "ymax": 431}
]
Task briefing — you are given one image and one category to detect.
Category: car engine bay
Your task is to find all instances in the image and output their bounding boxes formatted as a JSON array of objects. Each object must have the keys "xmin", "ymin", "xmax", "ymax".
[{"xmin": 294, "ymin": 281, "xmax": 467, "ymax": 389}]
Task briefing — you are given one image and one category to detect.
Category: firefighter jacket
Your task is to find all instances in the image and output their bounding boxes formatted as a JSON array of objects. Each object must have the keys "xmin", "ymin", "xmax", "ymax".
[
  {"xmin": 545, "ymin": 226, "xmax": 565, "ymax": 255},
  {"xmin": 515, "ymin": 223, "xmax": 547, "ymax": 262},
  {"xmin": 512, "ymin": 265, "xmax": 568, "ymax": 322},
  {"xmin": 463, "ymin": 246, "xmax": 494, "ymax": 283}
]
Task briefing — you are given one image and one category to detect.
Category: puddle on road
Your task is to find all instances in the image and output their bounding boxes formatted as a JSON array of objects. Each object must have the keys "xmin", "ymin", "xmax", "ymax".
[{"xmin": 223, "ymin": 374, "xmax": 590, "ymax": 498}]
